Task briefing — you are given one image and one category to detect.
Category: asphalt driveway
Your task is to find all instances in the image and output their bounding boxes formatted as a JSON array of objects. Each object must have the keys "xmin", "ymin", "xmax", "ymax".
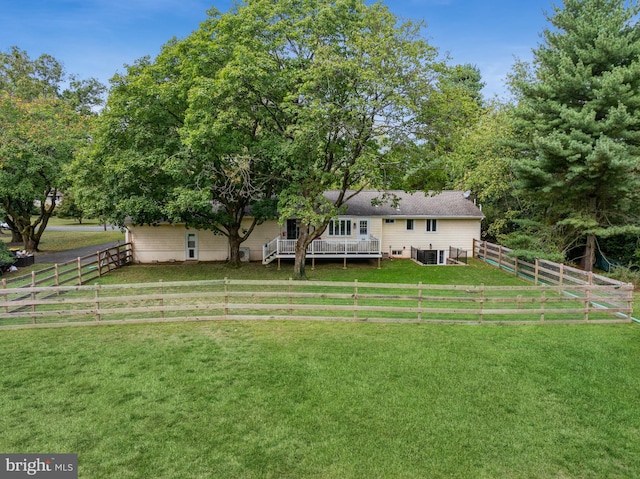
[{"xmin": 34, "ymin": 242, "xmax": 123, "ymax": 265}]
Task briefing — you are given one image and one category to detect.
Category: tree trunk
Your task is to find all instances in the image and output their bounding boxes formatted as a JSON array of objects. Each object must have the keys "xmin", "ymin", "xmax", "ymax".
[
  {"xmin": 227, "ymin": 228, "xmax": 243, "ymax": 268},
  {"xmin": 293, "ymin": 226, "xmax": 312, "ymax": 279},
  {"xmin": 293, "ymin": 241, "xmax": 307, "ymax": 279},
  {"xmin": 21, "ymin": 225, "xmax": 36, "ymax": 252},
  {"xmin": 580, "ymin": 233, "xmax": 596, "ymax": 272}
]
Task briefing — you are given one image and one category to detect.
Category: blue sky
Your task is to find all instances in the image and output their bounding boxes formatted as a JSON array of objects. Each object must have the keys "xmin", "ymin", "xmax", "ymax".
[{"xmin": 0, "ymin": 0, "xmax": 554, "ymax": 99}]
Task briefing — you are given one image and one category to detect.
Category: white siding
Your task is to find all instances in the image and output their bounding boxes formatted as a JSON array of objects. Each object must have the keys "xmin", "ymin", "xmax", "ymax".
[
  {"xmin": 128, "ymin": 220, "xmax": 282, "ymax": 263},
  {"xmin": 129, "ymin": 216, "xmax": 481, "ymax": 263},
  {"xmin": 381, "ymin": 218, "xmax": 481, "ymax": 258}
]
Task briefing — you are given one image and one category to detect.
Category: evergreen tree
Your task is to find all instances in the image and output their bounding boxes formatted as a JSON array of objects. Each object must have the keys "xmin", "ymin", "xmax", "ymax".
[{"xmin": 510, "ymin": 0, "xmax": 640, "ymax": 271}]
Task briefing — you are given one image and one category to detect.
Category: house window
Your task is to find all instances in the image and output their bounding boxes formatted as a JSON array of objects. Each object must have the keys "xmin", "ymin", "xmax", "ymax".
[
  {"xmin": 426, "ymin": 219, "xmax": 437, "ymax": 232},
  {"xmin": 359, "ymin": 220, "xmax": 369, "ymax": 237},
  {"xmin": 439, "ymin": 250, "xmax": 445, "ymax": 264},
  {"xmin": 328, "ymin": 219, "xmax": 351, "ymax": 236},
  {"xmin": 185, "ymin": 232, "xmax": 198, "ymax": 260},
  {"xmin": 406, "ymin": 219, "xmax": 414, "ymax": 231},
  {"xmin": 385, "ymin": 219, "xmax": 395, "ymax": 224}
]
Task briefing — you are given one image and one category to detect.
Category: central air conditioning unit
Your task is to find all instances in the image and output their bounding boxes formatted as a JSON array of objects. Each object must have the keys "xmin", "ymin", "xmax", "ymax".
[{"xmin": 239, "ymin": 247, "xmax": 250, "ymax": 262}]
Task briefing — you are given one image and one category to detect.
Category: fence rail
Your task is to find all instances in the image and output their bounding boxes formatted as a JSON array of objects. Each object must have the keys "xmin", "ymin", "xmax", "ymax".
[
  {"xmin": 1, "ymin": 243, "xmax": 132, "ymax": 290},
  {"xmin": 473, "ymin": 240, "xmax": 629, "ymax": 288},
  {"xmin": 0, "ymin": 278, "xmax": 632, "ymax": 329}
]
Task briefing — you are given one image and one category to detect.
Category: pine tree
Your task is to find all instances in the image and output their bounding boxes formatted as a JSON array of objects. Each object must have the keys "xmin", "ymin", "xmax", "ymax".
[{"xmin": 510, "ymin": 0, "xmax": 640, "ymax": 271}]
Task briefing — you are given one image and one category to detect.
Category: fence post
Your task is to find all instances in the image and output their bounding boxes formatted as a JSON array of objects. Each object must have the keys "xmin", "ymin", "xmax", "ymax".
[
  {"xmin": 418, "ymin": 281, "xmax": 423, "ymax": 321},
  {"xmin": 534, "ymin": 259, "xmax": 539, "ymax": 285},
  {"xmin": 584, "ymin": 287, "xmax": 591, "ymax": 321},
  {"xmin": 159, "ymin": 279, "xmax": 164, "ymax": 319},
  {"xmin": 517, "ymin": 295, "xmax": 522, "ymax": 310},
  {"xmin": 54, "ymin": 264, "xmax": 60, "ymax": 287},
  {"xmin": 353, "ymin": 279, "xmax": 358, "ymax": 321},
  {"xmin": 540, "ymin": 290, "xmax": 546, "ymax": 322},
  {"xmin": 559, "ymin": 264, "xmax": 564, "ymax": 286},
  {"xmin": 97, "ymin": 250, "xmax": 102, "ymax": 277},
  {"xmin": 289, "ymin": 277, "xmax": 293, "ymax": 317},
  {"xmin": 224, "ymin": 277, "xmax": 229, "ymax": 319},
  {"xmin": 2, "ymin": 278, "xmax": 6, "ymax": 314},
  {"xmin": 498, "ymin": 246, "xmax": 503, "ymax": 268},
  {"xmin": 478, "ymin": 284, "xmax": 484, "ymax": 323},
  {"xmin": 77, "ymin": 257, "xmax": 82, "ymax": 285},
  {"xmin": 94, "ymin": 284, "xmax": 101, "ymax": 322},
  {"xmin": 30, "ymin": 271, "xmax": 37, "ymax": 324}
]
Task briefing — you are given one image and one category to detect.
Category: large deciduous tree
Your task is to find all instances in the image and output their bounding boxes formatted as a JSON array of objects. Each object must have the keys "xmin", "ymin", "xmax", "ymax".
[
  {"xmin": 509, "ymin": 0, "xmax": 640, "ymax": 271},
  {"xmin": 0, "ymin": 47, "xmax": 104, "ymax": 251},
  {"xmin": 446, "ymin": 103, "xmax": 526, "ymax": 243},
  {"xmin": 205, "ymin": 0, "xmax": 443, "ymax": 278},
  {"xmin": 74, "ymin": 24, "xmax": 281, "ymax": 267},
  {"xmin": 77, "ymin": 0, "xmax": 446, "ymax": 275}
]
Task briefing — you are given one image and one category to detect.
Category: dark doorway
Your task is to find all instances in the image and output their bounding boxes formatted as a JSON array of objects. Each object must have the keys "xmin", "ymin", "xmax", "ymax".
[{"xmin": 286, "ymin": 219, "xmax": 299, "ymax": 239}]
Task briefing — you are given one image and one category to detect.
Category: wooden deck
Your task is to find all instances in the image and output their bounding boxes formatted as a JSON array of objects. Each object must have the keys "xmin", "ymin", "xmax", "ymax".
[{"xmin": 263, "ymin": 237, "xmax": 382, "ymax": 265}]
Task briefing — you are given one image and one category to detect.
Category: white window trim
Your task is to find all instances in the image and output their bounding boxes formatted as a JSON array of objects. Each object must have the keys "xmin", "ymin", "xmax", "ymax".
[
  {"xmin": 186, "ymin": 231, "xmax": 198, "ymax": 260},
  {"xmin": 328, "ymin": 218, "xmax": 352, "ymax": 237}
]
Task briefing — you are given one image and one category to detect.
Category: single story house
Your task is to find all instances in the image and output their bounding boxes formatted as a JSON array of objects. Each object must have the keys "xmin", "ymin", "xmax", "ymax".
[{"xmin": 125, "ymin": 190, "xmax": 484, "ymax": 265}]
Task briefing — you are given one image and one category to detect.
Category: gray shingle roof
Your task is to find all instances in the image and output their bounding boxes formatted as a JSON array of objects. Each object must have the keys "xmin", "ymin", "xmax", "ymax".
[{"xmin": 323, "ymin": 190, "xmax": 484, "ymax": 218}]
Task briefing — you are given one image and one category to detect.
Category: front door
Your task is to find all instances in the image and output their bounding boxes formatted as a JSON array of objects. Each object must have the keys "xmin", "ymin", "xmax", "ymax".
[{"xmin": 358, "ymin": 219, "xmax": 370, "ymax": 240}]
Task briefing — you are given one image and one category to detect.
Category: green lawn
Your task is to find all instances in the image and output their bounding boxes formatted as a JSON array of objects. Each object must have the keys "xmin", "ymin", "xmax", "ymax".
[
  {"xmin": 1, "ymin": 257, "xmax": 639, "ymax": 477},
  {"xmin": 97, "ymin": 258, "xmax": 532, "ymax": 286},
  {"xmin": 34, "ymin": 230, "xmax": 124, "ymax": 252},
  {"xmin": 1, "ymin": 321, "xmax": 639, "ymax": 478}
]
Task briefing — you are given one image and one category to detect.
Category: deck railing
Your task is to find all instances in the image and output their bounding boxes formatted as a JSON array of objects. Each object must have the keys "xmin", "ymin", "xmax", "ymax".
[{"xmin": 263, "ymin": 236, "xmax": 381, "ymax": 263}]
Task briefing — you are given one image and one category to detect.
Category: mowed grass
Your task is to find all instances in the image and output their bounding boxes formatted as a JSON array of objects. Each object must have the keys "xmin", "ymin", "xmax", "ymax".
[
  {"xmin": 2, "ymin": 255, "xmax": 639, "ymax": 476},
  {"xmin": 1, "ymin": 321, "xmax": 639, "ymax": 478},
  {"xmin": 97, "ymin": 257, "xmax": 531, "ymax": 286},
  {"xmin": 33, "ymin": 230, "xmax": 124, "ymax": 253}
]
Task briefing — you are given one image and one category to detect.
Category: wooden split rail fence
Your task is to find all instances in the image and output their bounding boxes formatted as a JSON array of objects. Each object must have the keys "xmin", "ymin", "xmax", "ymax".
[
  {"xmin": 473, "ymin": 239, "xmax": 635, "ymax": 322},
  {"xmin": 0, "ymin": 278, "xmax": 632, "ymax": 329},
  {"xmin": 1, "ymin": 243, "xmax": 132, "ymax": 290},
  {"xmin": 473, "ymin": 239, "xmax": 630, "ymax": 288}
]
